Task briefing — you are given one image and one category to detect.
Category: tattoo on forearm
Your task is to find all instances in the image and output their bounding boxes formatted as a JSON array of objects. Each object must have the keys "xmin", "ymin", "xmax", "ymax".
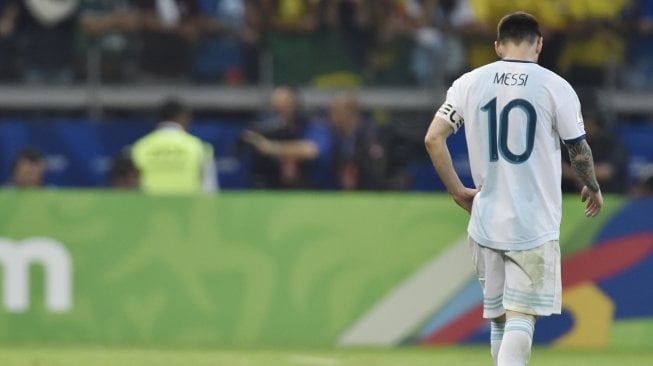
[{"xmin": 567, "ymin": 140, "xmax": 600, "ymax": 192}]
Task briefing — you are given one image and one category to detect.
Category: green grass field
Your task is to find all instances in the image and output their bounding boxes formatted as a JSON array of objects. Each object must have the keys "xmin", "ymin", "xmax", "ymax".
[{"xmin": 1, "ymin": 346, "xmax": 651, "ymax": 366}]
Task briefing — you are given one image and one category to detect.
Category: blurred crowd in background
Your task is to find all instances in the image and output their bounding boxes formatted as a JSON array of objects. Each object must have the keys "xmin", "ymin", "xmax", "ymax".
[
  {"xmin": 1, "ymin": 0, "xmax": 653, "ymax": 195},
  {"xmin": 0, "ymin": 0, "xmax": 650, "ymax": 88},
  {"xmin": 3, "ymin": 88, "xmax": 653, "ymax": 196}
]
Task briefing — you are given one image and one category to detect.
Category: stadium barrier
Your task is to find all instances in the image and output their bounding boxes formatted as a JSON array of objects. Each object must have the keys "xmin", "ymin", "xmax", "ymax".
[
  {"xmin": 0, "ymin": 191, "xmax": 651, "ymax": 349},
  {"xmin": 3, "ymin": 120, "xmax": 653, "ymax": 189}
]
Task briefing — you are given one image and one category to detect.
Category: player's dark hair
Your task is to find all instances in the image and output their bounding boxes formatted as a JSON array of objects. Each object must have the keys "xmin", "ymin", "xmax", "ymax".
[
  {"xmin": 158, "ymin": 98, "xmax": 189, "ymax": 122},
  {"xmin": 497, "ymin": 12, "xmax": 542, "ymax": 45},
  {"xmin": 13, "ymin": 146, "xmax": 44, "ymax": 165},
  {"xmin": 11, "ymin": 146, "xmax": 45, "ymax": 174}
]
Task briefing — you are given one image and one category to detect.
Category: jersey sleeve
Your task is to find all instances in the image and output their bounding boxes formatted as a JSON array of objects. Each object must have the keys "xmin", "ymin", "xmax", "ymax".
[
  {"xmin": 555, "ymin": 87, "xmax": 586, "ymax": 144},
  {"xmin": 436, "ymin": 78, "xmax": 466, "ymax": 133}
]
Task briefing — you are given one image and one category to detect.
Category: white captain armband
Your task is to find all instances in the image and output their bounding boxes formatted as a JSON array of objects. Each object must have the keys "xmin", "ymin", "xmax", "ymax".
[{"xmin": 436, "ymin": 101, "xmax": 464, "ymax": 133}]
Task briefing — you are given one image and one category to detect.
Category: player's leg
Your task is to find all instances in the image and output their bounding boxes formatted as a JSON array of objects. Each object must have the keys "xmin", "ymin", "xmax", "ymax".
[
  {"xmin": 469, "ymin": 237, "xmax": 506, "ymax": 365},
  {"xmin": 498, "ymin": 311, "xmax": 535, "ymax": 366},
  {"xmin": 491, "ymin": 313, "xmax": 506, "ymax": 364},
  {"xmin": 498, "ymin": 241, "xmax": 562, "ymax": 366}
]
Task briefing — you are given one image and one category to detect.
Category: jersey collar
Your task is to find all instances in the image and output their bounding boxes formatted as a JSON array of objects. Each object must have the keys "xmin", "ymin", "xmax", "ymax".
[
  {"xmin": 501, "ymin": 59, "xmax": 535, "ymax": 64},
  {"xmin": 157, "ymin": 121, "xmax": 185, "ymax": 130}
]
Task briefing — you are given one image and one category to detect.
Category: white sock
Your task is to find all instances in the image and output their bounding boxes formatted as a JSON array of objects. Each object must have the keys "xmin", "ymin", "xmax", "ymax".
[
  {"xmin": 497, "ymin": 317, "xmax": 534, "ymax": 366},
  {"xmin": 491, "ymin": 321, "xmax": 505, "ymax": 365}
]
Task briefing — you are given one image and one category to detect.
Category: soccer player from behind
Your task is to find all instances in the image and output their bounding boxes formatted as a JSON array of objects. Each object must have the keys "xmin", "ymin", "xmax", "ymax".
[{"xmin": 424, "ymin": 12, "xmax": 603, "ymax": 366}]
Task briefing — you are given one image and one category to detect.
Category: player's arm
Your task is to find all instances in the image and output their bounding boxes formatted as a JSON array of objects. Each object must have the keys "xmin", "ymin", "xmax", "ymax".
[
  {"xmin": 424, "ymin": 113, "xmax": 478, "ymax": 213},
  {"xmin": 242, "ymin": 130, "xmax": 319, "ymax": 161},
  {"xmin": 565, "ymin": 138, "xmax": 603, "ymax": 217}
]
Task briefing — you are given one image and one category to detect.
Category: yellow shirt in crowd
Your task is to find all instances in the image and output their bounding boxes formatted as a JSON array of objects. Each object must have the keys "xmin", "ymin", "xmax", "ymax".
[{"xmin": 466, "ymin": 0, "xmax": 628, "ymax": 71}]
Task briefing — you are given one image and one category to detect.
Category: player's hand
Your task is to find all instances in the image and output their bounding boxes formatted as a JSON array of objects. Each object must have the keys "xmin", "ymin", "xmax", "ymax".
[
  {"xmin": 242, "ymin": 130, "xmax": 278, "ymax": 156},
  {"xmin": 242, "ymin": 130, "xmax": 268, "ymax": 150},
  {"xmin": 581, "ymin": 186, "xmax": 603, "ymax": 217},
  {"xmin": 452, "ymin": 187, "xmax": 480, "ymax": 214}
]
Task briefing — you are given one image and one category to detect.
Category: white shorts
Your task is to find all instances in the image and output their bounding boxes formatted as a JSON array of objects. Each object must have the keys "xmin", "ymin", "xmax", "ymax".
[{"xmin": 470, "ymin": 237, "xmax": 562, "ymax": 318}]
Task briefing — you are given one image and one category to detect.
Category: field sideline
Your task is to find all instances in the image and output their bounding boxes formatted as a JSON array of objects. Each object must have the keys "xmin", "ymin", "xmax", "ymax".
[{"xmin": 0, "ymin": 346, "xmax": 652, "ymax": 366}]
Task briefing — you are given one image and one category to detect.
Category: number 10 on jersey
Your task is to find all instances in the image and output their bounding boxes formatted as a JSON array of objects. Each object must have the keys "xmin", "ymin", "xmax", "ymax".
[{"xmin": 481, "ymin": 97, "xmax": 537, "ymax": 164}]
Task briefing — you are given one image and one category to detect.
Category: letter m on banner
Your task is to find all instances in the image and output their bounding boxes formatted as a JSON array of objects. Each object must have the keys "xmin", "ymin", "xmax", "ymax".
[{"xmin": 0, "ymin": 237, "xmax": 73, "ymax": 313}]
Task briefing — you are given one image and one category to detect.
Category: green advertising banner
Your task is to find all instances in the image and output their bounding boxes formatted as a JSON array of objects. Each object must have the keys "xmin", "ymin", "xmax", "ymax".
[
  {"xmin": 0, "ymin": 191, "xmax": 468, "ymax": 346},
  {"xmin": 0, "ymin": 191, "xmax": 632, "ymax": 347}
]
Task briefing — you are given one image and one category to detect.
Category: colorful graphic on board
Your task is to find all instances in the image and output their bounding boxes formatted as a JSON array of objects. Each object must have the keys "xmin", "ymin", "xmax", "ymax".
[{"xmin": 414, "ymin": 199, "xmax": 653, "ymax": 347}]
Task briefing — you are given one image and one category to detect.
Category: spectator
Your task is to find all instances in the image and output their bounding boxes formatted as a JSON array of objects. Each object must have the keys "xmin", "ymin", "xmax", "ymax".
[
  {"xmin": 79, "ymin": 0, "xmax": 139, "ymax": 81},
  {"xmin": 366, "ymin": 0, "xmax": 419, "ymax": 85},
  {"xmin": 411, "ymin": 0, "xmax": 482, "ymax": 88},
  {"xmin": 326, "ymin": 92, "xmax": 386, "ymax": 190},
  {"xmin": 556, "ymin": 0, "xmax": 629, "ymax": 87},
  {"xmin": 250, "ymin": 85, "xmax": 310, "ymax": 143},
  {"xmin": 463, "ymin": 0, "xmax": 566, "ymax": 73},
  {"xmin": 0, "ymin": 0, "xmax": 15, "ymax": 80},
  {"xmin": 562, "ymin": 109, "xmax": 629, "ymax": 193},
  {"xmin": 242, "ymin": 85, "xmax": 331, "ymax": 188},
  {"xmin": 135, "ymin": 0, "xmax": 201, "ymax": 79},
  {"xmin": 107, "ymin": 152, "xmax": 139, "ymax": 189},
  {"xmin": 0, "ymin": 0, "xmax": 80, "ymax": 83},
  {"xmin": 243, "ymin": 89, "xmax": 387, "ymax": 190},
  {"xmin": 323, "ymin": 0, "xmax": 374, "ymax": 71},
  {"xmin": 6, "ymin": 146, "xmax": 46, "ymax": 188},
  {"xmin": 132, "ymin": 98, "xmax": 218, "ymax": 194},
  {"xmin": 193, "ymin": 0, "xmax": 261, "ymax": 83},
  {"xmin": 262, "ymin": 0, "xmax": 328, "ymax": 85},
  {"xmin": 261, "ymin": 0, "xmax": 320, "ymax": 33},
  {"xmin": 621, "ymin": 0, "xmax": 653, "ymax": 89}
]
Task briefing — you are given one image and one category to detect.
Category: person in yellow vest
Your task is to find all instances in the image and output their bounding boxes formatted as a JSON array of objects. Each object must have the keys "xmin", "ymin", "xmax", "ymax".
[{"xmin": 132, "ymin": 99, "xmax": 217, "ymax": 194}]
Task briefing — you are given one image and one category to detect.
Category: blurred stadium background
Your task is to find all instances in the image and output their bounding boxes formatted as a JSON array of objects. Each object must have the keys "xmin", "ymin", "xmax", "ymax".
[{"xmin": 0, "ymin": 0, "xmax": 653, "ymax": 365}]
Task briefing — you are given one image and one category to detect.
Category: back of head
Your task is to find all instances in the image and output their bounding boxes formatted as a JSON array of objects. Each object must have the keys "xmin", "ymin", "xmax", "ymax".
[
  {"xmin": 497, "ymin": 11, "xmax": 541, "ymax": 45},
  {"xmin": 158, "ymin": 98, "xmax": 190, "ymax": 127},
  {"xmin": 14, "ymin": 146, "xmax": 45, "ymax": 165},
  {"xmin": 11, "ymin": 146, "xmax": 46, "ymax": 188}
]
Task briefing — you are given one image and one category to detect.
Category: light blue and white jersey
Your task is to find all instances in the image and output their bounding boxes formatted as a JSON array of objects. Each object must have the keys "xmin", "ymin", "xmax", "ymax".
[{"xmin": 442, "ymin": 59, "xmax": 585, "ymax": 251}]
